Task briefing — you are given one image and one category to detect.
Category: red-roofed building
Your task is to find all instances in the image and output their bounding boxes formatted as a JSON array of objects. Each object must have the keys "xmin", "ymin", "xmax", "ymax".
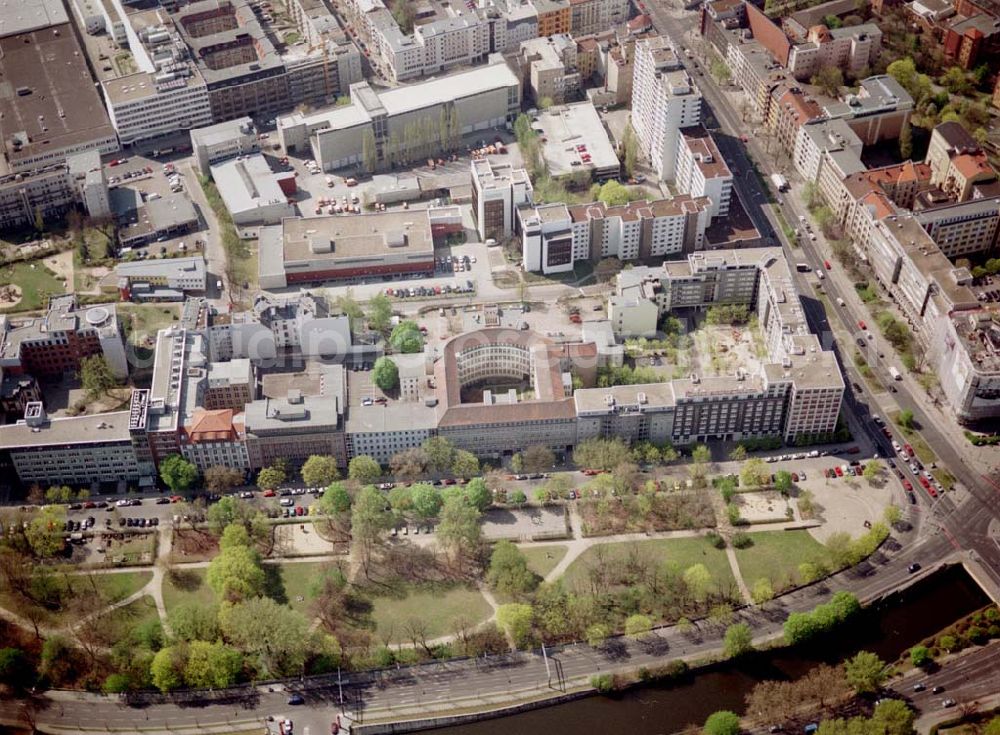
[{"xmin": 180, "ymin": 409, "xmax": 249, "ymax": 471}]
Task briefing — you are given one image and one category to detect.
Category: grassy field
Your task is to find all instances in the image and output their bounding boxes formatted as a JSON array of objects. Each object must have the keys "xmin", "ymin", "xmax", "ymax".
[
  {"xmin": 561, "ymin": 536, "xmax": 734, "ymax": 596},
  {"xmin": 733, "ymin": 530, "xmax": 832, "ymax": 591},
  {"xmin": 369, "ymin": 583, "xmax": 492, "ymax": 644},
  {"xmin": 0, "ymin": 260, "xmax": 65, "ymax": 311},
  {"xmin": 0, "ymin": 570, "xmax": 151, "ymax": 628},
  {"xmin": 98, "ymin": 594, "xmax": 160, "ymax": 632},
  {"xmin": 520, "ymin": 545, "xmax": 567, "ymax": 580},
  {"xmin": 119, "ymin": 304, "xmax": 180, "ymax": 346},
  {"xmin": 161, "ymin": 567, "xmax": 214, "ymax": 613},
  {"xmin": 268, "ymin": 561, "xmax": 328, "ymax": 613}
]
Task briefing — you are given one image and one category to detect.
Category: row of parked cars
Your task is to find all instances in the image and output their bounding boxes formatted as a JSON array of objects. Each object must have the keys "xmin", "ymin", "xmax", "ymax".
[
  {"xmin": 116, "ymin": 516, "xmax": 160, "ymax": 528},
  {"xmin": 385, "ymin": 280, "xmax": 475, "ymax": 299}
]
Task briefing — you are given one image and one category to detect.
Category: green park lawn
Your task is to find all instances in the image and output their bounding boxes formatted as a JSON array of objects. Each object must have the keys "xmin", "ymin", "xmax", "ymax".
[
  {"xmin": 369, "ymin": 583, "xmax": 492, "ymax": 644},
  {"xmin": 268, "ymin": 561, "xmax": 328, "ymax": 613},
  {"xmin": 520, "ymin": 545, "xmax": 568, "ymax": 580},
  {"xmin": 561, "ymin": 536, "xmax": 734, "ymax": 596},
  {"xmin": 0, "ymin": 570, "xmax": 151, "ymax": 628},
  {"xmin": 97, "ymin": 594, "xmax": 160, "ymax": 632},
  {"xmin": 0, "ymin": 260, "xmax": 65, "ymax": 312},
  {"xmin": 161, "ymin": 567, "xmax": 215, "ymax": 614},
  {"xmin": 733, "ymin": 530, "xmax": 833, "ymax": 591}
]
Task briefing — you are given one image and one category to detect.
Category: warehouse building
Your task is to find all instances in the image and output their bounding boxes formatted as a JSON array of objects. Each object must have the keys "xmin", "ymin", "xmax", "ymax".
[{"xmin": 258, "ymin": 210, "xmax": 436, "ymax": 288}]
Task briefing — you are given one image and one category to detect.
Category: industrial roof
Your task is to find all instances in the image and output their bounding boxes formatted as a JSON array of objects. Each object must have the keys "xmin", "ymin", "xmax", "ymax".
[
  {"xmin": 211, "ymin": 154, "xmax": 288, "ymax": 216},
  {"xmin": 0, "ymin": 0, "xmax": 68, "ymax": 38}
]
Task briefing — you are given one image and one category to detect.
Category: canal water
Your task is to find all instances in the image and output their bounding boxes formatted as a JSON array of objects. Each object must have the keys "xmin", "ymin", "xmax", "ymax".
[{"xmin": 427, "ymin": 566, "xmax": 990, "ymax": 735}]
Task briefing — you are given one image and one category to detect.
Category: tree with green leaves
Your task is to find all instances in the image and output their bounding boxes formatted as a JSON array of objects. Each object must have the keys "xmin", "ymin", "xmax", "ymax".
[
  {"xmin": 496, "ymin": 603, "xmax": 534, "ymax": 648},
  {"xmin": 521, "ymin": 444, "xmax": 555, "ymax": 473},
  {"xmin": 729, "ymin": 445, "xmax": 748, "ymax": 462},
  {"xmin": 301, "ymin": 455, "xmax": 340, "ymax": 487},
  {"xmin": 487, "ymin": 540, "xmax": 537, "ymax": 597},
  {"xmin": 351, "ymin": 485, "xmax": 391, "ymax": 577},
  {"xmin": 909, "ymin": 645, "xmax": 931, "ymax": 668},
  {"xmin": 159, "ymin": 454, "xmax": 198, "ymax": 495},
  {"xmin": 586, "ymin": 623, "xmax": 610, "ymax": 648},
  {"xmin": 206, "ymin": 542, "xmax": 265, "ymax": 603},
  {"xmin": 362, "ymin": 129, "xmax": 377, "ymax": 174},
  {"xmin": 751, "ymin": 578, "xmax": 774, "ymax": 605},
  {"xmin": 80, "ymin": 355, "xmax": 117, "ymax": 398},
  {"xmin": 390, "ymin": 320, "xmax": 424, "ymax": 353},
  {"xmin": 704, "ymin": 710, "xmax": 741, "ymax": 735},
  {"xmin": 899, "ymin": 121, "xmax": 913, "ymax": 160},
  {"xmin": 843, "ymin": 651, "xmax": 889, "ymax": 694},
  {"xmin": 870, "ymin": 699, "xmax": 915, "ymax": 735},
  {"xmin": 437, "ymin": 494, "xmax": 481, "ymax": 562},
  {"xmin": 723, "ymin": 623, "xmax": 754, "ymax": 658},
  {"xmin": 773, "ymin": 470, "xmax": 792, "ymax": 495},
  {"xmin": 573, "ymin": 437, "xmax": 631, "ymax": 472},
  {"xmin": 372, "ymin": 356, "xmax": 399, "ymax": 391},
  {"xmin": 150, "ymin": 646, "xmax": 186, "ymax": 692},
  {"xmin": 684, "ymin": 563, "xmax": 713, "ymax": 597},
  {"xmin": 451, "ymin": 449, "xmax": 480, "ymax": 479},
  {"xmin": 336, "ymin": 290, "xmax": 364, "ymax": 333},
  {"xmin": 0, "ymin": 648, "xmax": 26, "ymax": 687},
  {"xmin": 422, "ymin": 437, "xmax": 456, "ymax": 473},
  {"xmin": 625, "ymin": 614, "xmax": 653, "ymax": 639},
  {"xmin": 811, "ymin": 67, "xmax": 844, "ymax": 96},
  {"xmin": 256, "ymin": 464, "xmax": 286, "ymax": 491},
  {"xmin": 367, "ymin": 292, "xmax": 393, "ymax": 335},
  {"xmin": 463, "ymin": 477, "xmax": 492, "ymax": 512},
  {"xmin": 219, "ymin": 597, "xmax": 312, "ymax": 677},
  {"xmin": 168, "ymin": 602, "xmax": 221, "ymax": 643},
  {"xmin": 898, "ymin": 410, "xmax": 914, "ymax": 429},
  {"xmin": 739, "ymin": 457, "xmax": 769, "ymax": 487},
  {"xmin": 26, "ymin": 505, "xmax": 66, "ymax": 558},
  {"xmin": 348, "ymin": 455, "xmax": 381, "ymax": 484},
  {"xmin": 509, "ymin": 489, "xmax": 527, "ymax": 506},
  {"xmin": 183, "ymin": 640, "xmax": 243, "ymax": 689},
  {"xmin": 622, "ymin": 123, "xmax": 638, "ymax": 178},
  {"xmin": 710, "ymin": 58, "xmax": 731, "ymax": 85},
  {"xmin": 317, "ymin": 482, "xmax": 352, "ymax": 516},
  {"xmin": 411, "ymin": 483, "xmax": 442, "ymax": 519}
]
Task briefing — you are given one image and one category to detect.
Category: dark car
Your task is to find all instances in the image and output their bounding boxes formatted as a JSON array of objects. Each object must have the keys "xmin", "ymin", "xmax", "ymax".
[
  {"xmin": 908, "ymin": 563, "xmax": 921, "ymax": 574},
  {"xmin": 287, "ymin": 694, "xmax": 305, "ymax": 705}
]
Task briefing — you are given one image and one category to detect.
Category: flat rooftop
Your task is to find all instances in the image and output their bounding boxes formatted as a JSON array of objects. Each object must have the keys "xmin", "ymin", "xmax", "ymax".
[
  {"xmin": 0, "ymin": 410, "xmax": 132, "ymax": 450},
  {"xmin": 211, "ymin": 154, "xmax": 288, "ymax": 215},
  {"xmin": 116, "ymin": 256, "xmax": 206, "ymax": 280},
  {"xmin": 280, "ymin": 210, "xmax": 435, "ymax": 265},
  {"xmin": 534, "ymin": 102, "xmax": 620, "ymax": 178},
  {"xmin": 0, "ymin": 23, "xmax": 116, "ymax": 169},
  {"xmin": 681, "ymin": 126, "xmax": 731, "ymax": 180},
  {"xmin": 0, "ymin": 0, "xmax": 68, "ymax": 37}
]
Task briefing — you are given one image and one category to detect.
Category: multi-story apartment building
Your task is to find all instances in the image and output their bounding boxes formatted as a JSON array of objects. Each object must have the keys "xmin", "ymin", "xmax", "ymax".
[
  {"xmin": 925, "ymin": 122, "xmax": 997, "ymax": 201},
  {"xmin": 568, "ymin": 0, "xmax": 628, "ymax": 35},
  {"xmin": 913, "ymin": 194, "xmax": 1000, "ymax": 259},
  {"xmin": 600, "ymin": 248, "xmax": 843, "ymax": 442},
  {"xmin": 519, "ymin": 195, "xmax": 712, "ymax": 274},
  {"xmin": 204, "ymin": 359, "xmax": 254, "ymax": 410},
  {"xmin": 675, "ymin": 126, "xmax": 733, "ymax": 221},
  {"xmin": 180, "ymin": 408, "xmax": 249, "ymax": 472},
  {"xmin": 533, "ymin": 0, "xmax": 571, "ymax": 36},
  {"xmin": 822, "ymin": 75, "xmax": 914, "ymax": 146},
  {"xmin": 631, "ymin": 36, "xmax": 702, "ymax": 182},
  {"xmin": 520, "ymin": 34, "xmax": 581, "ymax": 105},
  {"xmin": 793, "ymin": 118, "xmax": 863, "ymax": 184},
  {"xmin": 470, "ymin": 158, "xmax": 533, "ymax": 242},
  {"xmin": 767, "ymin": 85, "xmax": 825, "ymax": 154}
]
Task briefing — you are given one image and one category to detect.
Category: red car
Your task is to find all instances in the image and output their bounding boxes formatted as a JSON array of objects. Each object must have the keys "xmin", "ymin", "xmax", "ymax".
[
  {"xmin": 824, "ymin": 260, "xmax": 832, "ymax": 270},
  {"xmin": 904, "ymin": 443, "xmax": 914, "ymax": 457},
  {"xmin": 834, "ymin": 466, "xmax": 844, "ymax": 477},
  {"xmin": 295, "ymin": 506, "xmax": 305, "ymax": 516},
  {"xmin": 927, "ymin": 486, "xmax": 938, "ymax": 498},
  {"xmin": 858, "ymin": 320, "xmax": 867, "ymax": 330},
  {"xmin": 263, "ymin": 489, "xmax": 276, "ymax": 497},
  {"xmin": 902, "ymin": 479, "xmax": 913, "ymax": 491}
]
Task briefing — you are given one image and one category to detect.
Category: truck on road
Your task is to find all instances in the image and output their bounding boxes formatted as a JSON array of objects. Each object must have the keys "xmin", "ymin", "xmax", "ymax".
[
  {"xmin": 771, "ymin": 173, "xmax": 789, "ymax": 192},
  {"xmin": 889, "ymin": 366, "xmax": 902, "ymax": 380}
]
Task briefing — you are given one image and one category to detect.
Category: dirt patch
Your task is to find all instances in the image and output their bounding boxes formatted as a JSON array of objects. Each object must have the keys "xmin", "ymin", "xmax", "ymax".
[
  {"xmin": 734, "ymin": 490, "xmax": 792, "ymax": 523},
  {"xmin": 579, "ymin": 492, "xmax": 716, "ymax": 537},
  {"xmin": 46, "ymin": 250, "xmax": 75, "ymax": 293},
  {"xmin": 171, "ymin": 528, "xmax": 219, "ymax": 561},
  {"xmin": 0, "ymin": 284, "xmax": 21, "ymax": 309}
]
